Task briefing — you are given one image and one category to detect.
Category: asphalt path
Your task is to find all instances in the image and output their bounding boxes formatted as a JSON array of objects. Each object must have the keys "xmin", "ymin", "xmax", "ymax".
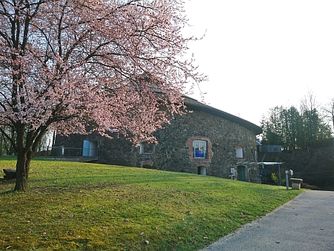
[{"xmin": 203, "ymin": 190, "xmax": 334, "ymax": 251}]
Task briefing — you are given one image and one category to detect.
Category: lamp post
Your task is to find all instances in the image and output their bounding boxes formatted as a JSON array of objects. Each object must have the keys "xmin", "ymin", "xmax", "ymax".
[{"xmin": 285, "ymin": 169, "xmax": 293, "ymax": 190}]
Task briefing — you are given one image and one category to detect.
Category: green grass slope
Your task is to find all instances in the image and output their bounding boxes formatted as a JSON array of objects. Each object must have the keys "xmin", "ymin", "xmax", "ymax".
[{"xmin": 0, "ymin": 160, "xmax": 301, "ymax": 250}]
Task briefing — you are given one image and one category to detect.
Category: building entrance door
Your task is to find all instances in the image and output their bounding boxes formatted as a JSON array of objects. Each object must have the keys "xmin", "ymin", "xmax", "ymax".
[
  {"xmin": 237, "ymin": 166, "xmax": 246, "ymax": 181},
  {"xmin": 197, "ymin": 166, "xmax": 207, "ymax": 176}
]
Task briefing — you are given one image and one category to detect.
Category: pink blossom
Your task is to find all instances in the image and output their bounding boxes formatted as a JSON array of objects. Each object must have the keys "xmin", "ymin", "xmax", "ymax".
[{"xmin": 0, "ymin": 0, "xmax": 204, "ymax": 190}]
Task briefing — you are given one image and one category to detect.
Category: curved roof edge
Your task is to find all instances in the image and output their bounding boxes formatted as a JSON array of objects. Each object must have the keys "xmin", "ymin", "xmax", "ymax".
[{"xmin": 183, "ymin": 96, "xmax": 262, "ymax": 135}]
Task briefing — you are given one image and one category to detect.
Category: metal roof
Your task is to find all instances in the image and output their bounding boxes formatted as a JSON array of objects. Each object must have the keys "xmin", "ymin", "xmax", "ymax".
[
  {"xmin": 183, "ymin": 96, "xmax": 262, "ymax": 135},
  {"xmin": 258, "ymin": 162, "xmax": 284, "ymax": 165}
]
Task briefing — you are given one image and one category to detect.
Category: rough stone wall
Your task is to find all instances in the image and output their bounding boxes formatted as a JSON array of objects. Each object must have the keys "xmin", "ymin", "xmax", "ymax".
[
  {"xmin": 54, "ymin": 134, "xmax": 136, "ymax": 166},
  {"xmin": 53, "ymin": 110, "xmax": 259, "ymax": 181},
  {"xmin": 98, "ymin": 136, "xmax": 137, "ymax": 166},
  {"xmin": 152, "ymin": 110, "xmax": 259, "ymax": 180}
]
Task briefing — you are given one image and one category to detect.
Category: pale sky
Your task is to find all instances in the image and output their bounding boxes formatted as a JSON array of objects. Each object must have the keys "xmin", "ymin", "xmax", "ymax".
[{"xmin": 184, "ymin": 0, "xmax": 334, "ymax": 125}]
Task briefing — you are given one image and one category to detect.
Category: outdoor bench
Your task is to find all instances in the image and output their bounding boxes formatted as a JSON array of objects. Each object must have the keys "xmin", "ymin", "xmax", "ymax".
[
  {"xmin": 290, "ymin": 178, "xmax": 303, "ymax": 190},
  {"xmin": 3, "ymin": 169, "xmax": 16, "ymax": 180}
]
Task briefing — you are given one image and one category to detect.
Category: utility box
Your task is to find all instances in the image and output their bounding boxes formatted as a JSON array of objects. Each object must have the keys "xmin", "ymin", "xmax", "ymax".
[{"xmin": 290, "ymin": 178, "xmax": 303, "ymax": 190}]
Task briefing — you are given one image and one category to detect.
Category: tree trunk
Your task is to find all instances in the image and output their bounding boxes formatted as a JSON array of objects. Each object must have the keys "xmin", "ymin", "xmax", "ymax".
[
  {"xmin": 14, "ymin": 150, "xmax": 31, "ymax": 192},
  {"xmin": 0, "ymin": 135, "xmax": 3, "ymax": 156},
  {"xmin": 13, "ymin": 124, "xmax": 46, "ymax": 191}
]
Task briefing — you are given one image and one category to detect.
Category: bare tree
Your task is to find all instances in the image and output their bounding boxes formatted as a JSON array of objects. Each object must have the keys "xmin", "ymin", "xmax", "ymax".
[
  {"xmin": 322, "ymin": 98, "xmax": 334, "ymax": 132},
  {"xmin": 300, "ymin": 92, "xmax": 318, "ymax": 113}
]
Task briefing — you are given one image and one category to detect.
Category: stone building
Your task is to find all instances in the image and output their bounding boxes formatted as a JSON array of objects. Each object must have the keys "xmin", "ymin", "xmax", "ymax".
[{"xmin": 54, "ymin": 96, "xmax": 262, "ymax": 182}]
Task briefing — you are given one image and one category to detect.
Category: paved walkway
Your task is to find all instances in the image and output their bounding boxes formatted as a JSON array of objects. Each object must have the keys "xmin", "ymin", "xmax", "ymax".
[{"xmin": 203, "ymin": 190, "xmax": 334, "ymax": 251}]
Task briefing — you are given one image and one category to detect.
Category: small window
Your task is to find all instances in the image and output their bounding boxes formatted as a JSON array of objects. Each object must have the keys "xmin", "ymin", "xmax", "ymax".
[
  {"xmin": 193, "ymin": 140, "xmax": 207, "ymax": 159},
  {"xmin": 236, "ymin": 147, "xmax": 244, "ymax": 159},
  {"xmin": 139, "ymin": 143, "xmax": 155, "ymax": 154}
]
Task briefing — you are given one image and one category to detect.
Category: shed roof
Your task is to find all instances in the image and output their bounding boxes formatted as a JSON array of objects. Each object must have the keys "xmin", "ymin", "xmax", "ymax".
[
  {"xmin": 183, "ymin": 96, "xmax": 262, "ymax": 135},
  {"xmin": 258, "ymin": 162, "xmax": 284, "ymax": 165}
]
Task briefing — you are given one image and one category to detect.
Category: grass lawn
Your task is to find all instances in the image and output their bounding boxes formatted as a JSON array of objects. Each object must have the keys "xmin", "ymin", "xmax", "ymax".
[{"xmin": 0, "ymin": 160, "xmax": 302, "ymax": 250}]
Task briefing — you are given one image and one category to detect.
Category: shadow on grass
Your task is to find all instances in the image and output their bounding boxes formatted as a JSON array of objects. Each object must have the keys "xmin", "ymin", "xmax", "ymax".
[
  {"xmin": 0, "ymin": 188, "xmax": 18, "ymax": 195},
  {"xmin": 0, "ymin": 188, "xmax": 16, "ymax": 195},
  {"xmin": 0, "ymin": 178, "xmax": 15, "ymax": 194},
  {"xmin": 0, "ymin": 178, "xmax": 15, "ymax": 184}
]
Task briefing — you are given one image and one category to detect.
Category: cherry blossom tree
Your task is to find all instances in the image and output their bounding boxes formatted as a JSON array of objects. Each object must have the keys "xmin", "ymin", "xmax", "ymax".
[{"xmin": 0, "ymin": 0, "xmax": 203, "ymax": 191}]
